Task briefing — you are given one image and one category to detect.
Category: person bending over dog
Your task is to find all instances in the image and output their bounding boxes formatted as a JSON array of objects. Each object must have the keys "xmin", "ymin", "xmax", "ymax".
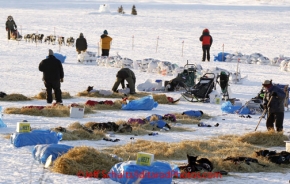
[
  {"xmin": 112, "ymin": 67, "xmax": 136, "ymax": 94},
  {"xmin": 76, "ymin": 33, "xmax": 87, "ymax": 54},
  {"xmin": 262, "ymin": 80, "xmax": 286, "ymax": 132},
  {"xmin": 39, "ymin": 49, "xmax": 64, "ymax": 104}
]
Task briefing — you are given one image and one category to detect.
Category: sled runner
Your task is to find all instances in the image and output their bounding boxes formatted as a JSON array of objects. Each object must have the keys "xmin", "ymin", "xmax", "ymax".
[{"xmin": 181, "ymin": 73, "xmax": 216, "ymax": 102}]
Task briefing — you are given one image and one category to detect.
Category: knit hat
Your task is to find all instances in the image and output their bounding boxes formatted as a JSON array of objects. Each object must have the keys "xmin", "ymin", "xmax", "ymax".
[
  {"xmin": 262, "ymin": 80, "xmax": 271, "ymax": 85},
  {"xmin": 48, "ymin": 49, "xmax": 54, "ymax": 56},
  {"xmin": 203, "ymin": 28, "xmax": 209, "ymax": 33},
  {"xmin": 262, "ymin": 80, "xmax": 272, "ymax": 88},
  {"xmin": 80, "ymin": 33, "xmax": 83, "ymax": 37},
  {"xmin": 103, "ymin": 30, "xmax": 108, "ymax": 35}
]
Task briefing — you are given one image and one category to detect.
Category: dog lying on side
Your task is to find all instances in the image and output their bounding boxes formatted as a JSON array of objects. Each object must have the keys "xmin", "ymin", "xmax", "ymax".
[
  {"xmin": 256, "ymin": 150, "xmax": 290, "ymax": 164},
  {"xmin": 223, "ymin": 156, "xmax": 266, "ymax": 167},
  {"xmin": 91, "ymin": 122, "xmax": 132, "ymax": 133}
]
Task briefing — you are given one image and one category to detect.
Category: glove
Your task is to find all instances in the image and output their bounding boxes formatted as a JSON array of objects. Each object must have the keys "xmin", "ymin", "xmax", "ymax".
[
  {"xmin": 60, "ymin": 78, "xmax": 64, "ymax": 83},
  {"xmin": 271, "ymin": 92, "xmax": 277, "ymax": 97}
]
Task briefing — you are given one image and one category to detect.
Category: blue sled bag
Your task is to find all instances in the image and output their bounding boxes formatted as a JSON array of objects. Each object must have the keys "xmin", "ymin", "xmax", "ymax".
[{"xmin": 11, "ymin": 129, "xmax": 62, "ymax": 148}]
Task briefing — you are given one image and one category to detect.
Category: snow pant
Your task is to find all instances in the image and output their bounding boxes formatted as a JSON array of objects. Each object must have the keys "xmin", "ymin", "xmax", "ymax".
[
  {"xmin": 44, "ymin": 80, "xmax": 62, "ymax": 103},
  {"xmin": 112, "ymin": 77, "xmax": 135, "ymax": 94},
  {"xmin": 202, "ymin": 45, "xmax": 211, "ymax": 61},
  {"xmin": 266, "ymin": 111, "xmax": 284, "ymax": 132},
  {"xmin": 102, "ymin": 49, "xmax": 110, "ymax": 57}
]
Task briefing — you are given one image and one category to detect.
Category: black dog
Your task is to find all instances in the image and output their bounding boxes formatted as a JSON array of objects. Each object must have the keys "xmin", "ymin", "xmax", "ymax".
[
  {"xmin": 87, "ymin": 86, "xmax": 94, "ymax": 92},
  {"xmin": 223, "ymin": 156, "xmax": 266, "ymax": 167},
  {"xmin": 91, "ymin": 122, "xmax": 120, "ymax": 132},
  {"xmin": 0, "ymin": 91, "xmax": 7, "ymax": 98},
  {"xmin": 256, "ymin": 150, "xmax": 290, "ymax": 164},
  {"xmin": 179, "ymin": 154, "xmax": 213, "ymax": 173}
]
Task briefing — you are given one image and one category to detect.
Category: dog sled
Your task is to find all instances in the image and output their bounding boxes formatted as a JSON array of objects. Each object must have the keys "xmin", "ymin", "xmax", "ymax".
[
  {"xmin": 181, "ymin": 73, "xmax": 216, "ymax": 102},
  {"xmin": 165, "ymin": 62, "xmax": 197, "ymax": 92},
  {"xmin": 10, "ymin": 29, "xmax": 22, "ymax": 41},
  {"xmin": 77, "ymin": 51, "xmax": 97, "ymax": 65}
]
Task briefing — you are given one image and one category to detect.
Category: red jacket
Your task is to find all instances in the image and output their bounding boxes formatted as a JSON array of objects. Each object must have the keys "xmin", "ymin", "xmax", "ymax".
[{"xmin": 199, "ymin": 29, "xmax": 213, "ymax": 46}]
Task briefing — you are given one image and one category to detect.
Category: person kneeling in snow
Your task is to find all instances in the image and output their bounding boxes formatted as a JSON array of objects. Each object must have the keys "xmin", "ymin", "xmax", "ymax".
[
  {"xmin": 262, "ymin": 80, "xmax": 286, "ymax": 132},
  {"xmin": 112, "ymin": 67, "xmax": 136, "ymax": 94}
]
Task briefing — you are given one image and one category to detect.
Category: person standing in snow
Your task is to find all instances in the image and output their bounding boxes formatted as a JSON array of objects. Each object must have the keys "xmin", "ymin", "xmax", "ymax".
[
  {"xmin": 112, "ymin": 67, "xmax": 136, "ymax": 94},
  {"xmin": 100, "ymin": 30, "xmax": 112, "ymax": 56},
  {"xmin": 5, "ymin": 15, "xmax": 17, "ymax": 40},
  {"xmin": 76, "ymin": 33, "xmax": 88, "ymax": 54},
  {"xmin": 262, "ymin": 80, "xmax": 286, "ymax": 132},
  {"xmin": 39, "ymin": 49, "xmax": 64, "ymax": 104},
  {"xmin": 199, "ymin": 28, "xmax": 213, "ymax": 62}
]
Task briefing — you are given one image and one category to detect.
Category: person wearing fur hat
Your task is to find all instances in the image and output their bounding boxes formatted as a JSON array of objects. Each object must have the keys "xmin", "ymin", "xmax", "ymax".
[
  {"xmin": 112, "ymin": 67, "xmax": 136, "ymax": 94},
  {"xmin": 39, "ymin": 49, "xmax": 64, "ymax": 104},
  {"xmin": 100, "ymin": 30, "xmax": 113, "ymax": 56},
  {"xmin": 199, "ymin": 28, "xmax": 213, "ymax": 62},
  {"xmin": 76, "ymin": 33, "xmax": 87, "ymax": 54},
  {"xmin": 262, "ymin": 80, "xmax": 286, "ymax": 132},
  {"xmin": 5, "ymin": 15, "xmax": 17, "ymax": 40}
]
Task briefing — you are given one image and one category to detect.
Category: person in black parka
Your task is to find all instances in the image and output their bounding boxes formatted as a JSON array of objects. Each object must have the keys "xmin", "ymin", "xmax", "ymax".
[
  {"xmin": 76, "ymin": 33, "xmax": 88, "ymax": 54},
  {"xmin": 5, "ymin": 15, "xmax": 17, "ymax": 40},
  {"xmin": 199, "ymin": 28, "xmax": 213, "ymax": 62},
  {"xmin": 39, "ymin": 49, "xmax": 64, "ymax": 104},
  {"xmin": 262, "ymin": 80, "xmax": 286, "ymax": 132}
]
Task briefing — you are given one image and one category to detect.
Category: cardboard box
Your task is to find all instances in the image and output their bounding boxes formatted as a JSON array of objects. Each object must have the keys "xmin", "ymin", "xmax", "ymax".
[
  {"xmin": 16, "ymin": 122, "xmax": 31, "ymax": 133},
  {"xmin": 70, "ymin": 106, "xmax": 85, "ymax": 118},
  {"xmin": 136, "ymin": 152, "xmax": 154, "ymax": 166}
]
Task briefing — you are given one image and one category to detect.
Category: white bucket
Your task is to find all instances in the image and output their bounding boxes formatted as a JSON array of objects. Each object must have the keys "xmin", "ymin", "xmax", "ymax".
[{"xmin": 155, "ymin": 80, "xmax": 162, "ymax": 90}]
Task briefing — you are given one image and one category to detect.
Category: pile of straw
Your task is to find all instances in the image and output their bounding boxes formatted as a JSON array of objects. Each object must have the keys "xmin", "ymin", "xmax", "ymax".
[
  {"xmin": 4, "ymin": 105, "xmax": 94, "ymax": 117},
  {"xmin": 52, "ymin": 122, "xmax": 105, "ymax": 141},
  {"xmin": 0, "ymin": 93, "xmax": 31, "ymax": 101},
  {"xmin": 52, "ymin": 146, "xmax": 120, "ymax": 177},
  {"xmin": 103, "ymin": 137, "xmax": 290, "ymax": 173},
  {"xmin": 219, "ymin": 131, "xmax": 289, "ymax": 147},
  {"xmin": 34, "ymin": 91, "xmax": 72, "ymax": 99}
]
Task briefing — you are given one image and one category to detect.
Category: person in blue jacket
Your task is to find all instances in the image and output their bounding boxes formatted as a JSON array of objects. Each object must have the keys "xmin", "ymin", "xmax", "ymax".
[{"xmin": 262, "ymin": 80, "xmax": 286, "ymax": 132}]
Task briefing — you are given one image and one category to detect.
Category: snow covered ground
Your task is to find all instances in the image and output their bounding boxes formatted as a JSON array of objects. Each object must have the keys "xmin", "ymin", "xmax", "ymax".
[{"xmin": 0, "ymin": 0, "xmax": 290, "ymax": 183}]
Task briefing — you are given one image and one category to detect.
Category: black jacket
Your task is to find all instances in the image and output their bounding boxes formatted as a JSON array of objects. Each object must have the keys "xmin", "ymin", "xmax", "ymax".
[
  {"xmin": 6, "ymin": 20, "xmax": 17, "ymax": 30},
  {"xmin": 117, "ymin": 68, "xmax": 136, "ymax": 83},
  {"xmin": 263, "ymin": 85, "xmax": 286, "ymax": 113},
  {"xmin": 76, "ymin": 36, "xmax": 87, "ymax": 51},
  {"xmin": 39, "ymin": 55, "xmax": 64, "ymax": 81}
]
